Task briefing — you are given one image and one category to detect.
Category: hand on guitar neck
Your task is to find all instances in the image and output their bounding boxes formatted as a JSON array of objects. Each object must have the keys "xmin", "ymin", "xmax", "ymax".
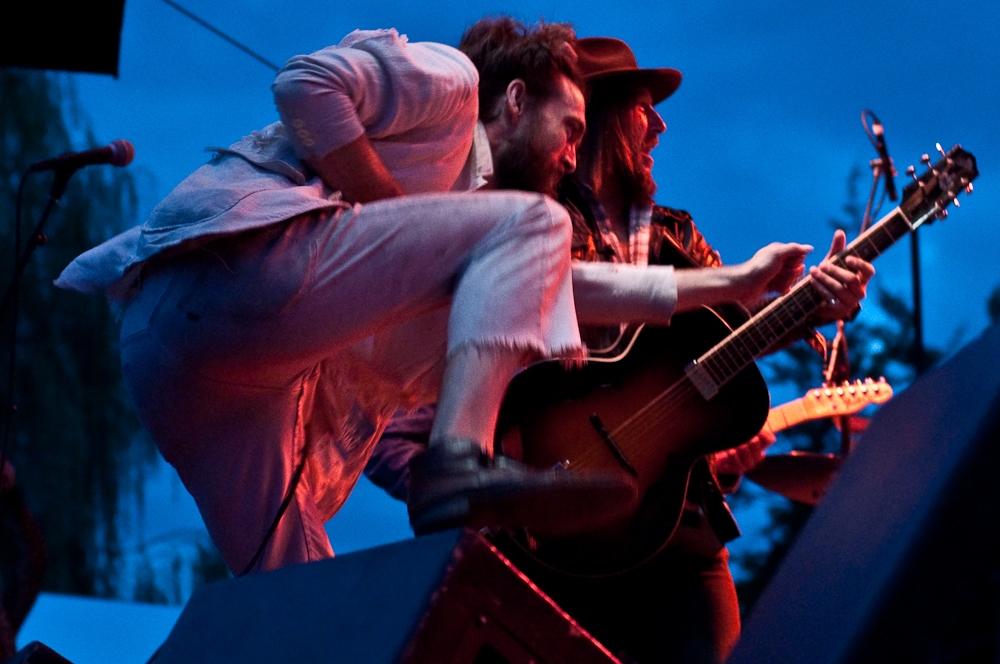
[
  {"xmin": 808, "ymin": 230, "xmax": 876, "ymax": 322},
  {"xmin": 712, "ymin": 429, "xmax": 776, "ymax": 477},
  {"xmin": 673, "ymin": 230, "xmax": 874, "ymax": 320},
  {"xmin": 674, "ymin": 242, "xmax": 811, "ymax": 312}
]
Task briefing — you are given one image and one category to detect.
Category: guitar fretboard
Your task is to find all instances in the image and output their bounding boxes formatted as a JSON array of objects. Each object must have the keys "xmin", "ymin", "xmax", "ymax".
[{"xmin": 693, "ymin": 208, "xmax": 914, "ymax": 392}]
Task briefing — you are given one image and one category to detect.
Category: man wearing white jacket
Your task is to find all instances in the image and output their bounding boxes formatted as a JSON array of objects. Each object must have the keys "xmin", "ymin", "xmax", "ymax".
[{"xmin": 56, "ymin": 18, "xmax": 813, "ymax": 575}]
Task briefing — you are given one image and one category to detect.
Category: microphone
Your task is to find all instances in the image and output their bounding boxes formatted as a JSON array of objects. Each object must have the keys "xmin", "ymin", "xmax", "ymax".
[
  {"xmin": 871, "ymin": 121, "xmax": 897, "ymax": 202},
  {"xmin": 28, "ymin": 139, "xmax": 135, "ymax": 173}
]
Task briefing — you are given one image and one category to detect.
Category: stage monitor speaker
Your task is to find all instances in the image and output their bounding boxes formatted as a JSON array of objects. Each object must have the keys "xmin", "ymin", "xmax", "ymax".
[
  {"xmin": 729, "ymin": 323, "xmax": 1000, "ymax": 664},
  {"xmin": 6, "ymin": 642, "xmax": 74, "ymax": 664},
  {"xmin": 150, "ymin": 528, "xmax": 617, "ymax": 664}
]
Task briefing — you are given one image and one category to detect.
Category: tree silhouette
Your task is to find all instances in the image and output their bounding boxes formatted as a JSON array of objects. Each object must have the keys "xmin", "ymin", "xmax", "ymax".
[{"xmin": 0, "ymin": 68, "xmax": 154, "ymax": 597}]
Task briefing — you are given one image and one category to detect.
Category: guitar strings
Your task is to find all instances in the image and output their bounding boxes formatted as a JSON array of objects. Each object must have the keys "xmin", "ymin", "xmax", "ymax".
[
  {"xmin": 567, "ymin": 210, "xmax": 914, "ymax": 477},
  {"xmin": 702, "ymin": 210, "xmax": 909, "ymax": 380}
]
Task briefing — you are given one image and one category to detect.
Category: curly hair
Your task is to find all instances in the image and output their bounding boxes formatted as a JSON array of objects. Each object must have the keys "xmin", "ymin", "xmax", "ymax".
[{"xmin": 459, "ymin": 16, "xmax": 581, "ymax": 122}]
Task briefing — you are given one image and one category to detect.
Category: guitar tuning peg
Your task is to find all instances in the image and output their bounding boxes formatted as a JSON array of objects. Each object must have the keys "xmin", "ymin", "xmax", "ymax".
[
  {"xmin": 918, "ymin": 155, "xmax": 934, "ymax": 181},
  {"xmin": 906, "ymin": 165, "xmax": 918, "ymax": 181},
  {"xmin": 936, "ymin": 143, "xmax": 954, "ymax": 166},
  {"xmin": 966, "ymin": 182, "xmax": 974, "ymax": 194},
  {"xmin": 953, "ymin": 198, "xmax": 960, "ymax": 208}
]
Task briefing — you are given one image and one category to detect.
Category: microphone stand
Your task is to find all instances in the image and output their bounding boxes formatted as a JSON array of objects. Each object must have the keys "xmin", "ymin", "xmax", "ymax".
[
  {"xmin": 859, "ymin": 111, "xmax": 925, "ymax": 375},
  {"xmin": 1, "ymin": 169, "xmax": 73, "ymax": 317},
  {"xmin": 909, "ymin": 226, "xmax": 926, "ymax": 375},
  {"xmin": 1, "ymin": 168, "xmax": 76, "ymax": 484},
  {"xmin": 826, "ymin": 109, "xmax": 893, "ymax": 458},
  {"xmin": 823, "ymin": 321, "xmax": 854, "ymax": 457}
]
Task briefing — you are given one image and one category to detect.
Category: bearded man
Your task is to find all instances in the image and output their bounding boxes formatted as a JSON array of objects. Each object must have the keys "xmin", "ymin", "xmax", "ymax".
[
  {"xmin": 365, "ymin": 35, "xmax": 874, "ymax": 664},
  {"xmin": 54, "ymin": 15, "xmax": 816, "ymax": 580}
]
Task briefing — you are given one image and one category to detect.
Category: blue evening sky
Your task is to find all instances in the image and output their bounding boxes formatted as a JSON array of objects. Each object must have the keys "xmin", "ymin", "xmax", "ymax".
[
  {"xmin": 20, "ymin": 0, "xmax": 1000, "ymax": 659},
  {"xmin": 72, "ymin": 0, "xmax": 1000, "ymax": 345}
]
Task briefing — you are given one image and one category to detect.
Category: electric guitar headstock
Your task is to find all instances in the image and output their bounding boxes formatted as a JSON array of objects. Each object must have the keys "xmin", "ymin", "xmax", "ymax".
[{"xmin": 799, "ymin": 378, "xmax": 893, "ymax": 419}]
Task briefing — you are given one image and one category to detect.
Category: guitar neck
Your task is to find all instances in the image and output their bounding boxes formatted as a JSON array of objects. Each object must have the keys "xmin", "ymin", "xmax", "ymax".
[
  {"xmin": 687, "ymin": 208, "xmax": 913, "ymax": 396},
  {"xmin": 764, "ymin": 398, "xmax": 813, "ymax": 435},
  {"xmin": 681, "ymin": 144, "xmax": 976, "ymax": 402}
]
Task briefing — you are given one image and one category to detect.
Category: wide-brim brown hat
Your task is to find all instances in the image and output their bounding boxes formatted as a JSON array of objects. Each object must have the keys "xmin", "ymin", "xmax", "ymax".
[{"xmin": 575, "ymin": 37, "xmax": 681, "ymax": 105}]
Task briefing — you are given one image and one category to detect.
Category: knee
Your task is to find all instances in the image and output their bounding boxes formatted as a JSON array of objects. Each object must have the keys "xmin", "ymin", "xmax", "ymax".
[{"xmin": 506, "ymin": 192, "xmax": 572, "ymax": 241}]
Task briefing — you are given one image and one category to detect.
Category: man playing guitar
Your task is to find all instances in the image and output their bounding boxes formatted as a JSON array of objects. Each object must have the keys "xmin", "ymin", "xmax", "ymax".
[{"xmin": 365, "ymin": 36, "xmax": 875, "ymax": 664}]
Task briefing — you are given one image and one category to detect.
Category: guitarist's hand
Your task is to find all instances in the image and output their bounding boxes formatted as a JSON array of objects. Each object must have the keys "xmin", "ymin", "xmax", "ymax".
[
  {"xmin": 736, "ymin": 242, "xmax": 813, "ymax": 302},
  {"xmin": 712, "ymin": 429, "xmax": 775, "ymax": 477},
  {"xmin": 675, "ymin": 242, "xmax": 812, "ymax": 312},
  {"xmin": 809, "ymin": 230, "xmax": 876, "ymax": 321}
]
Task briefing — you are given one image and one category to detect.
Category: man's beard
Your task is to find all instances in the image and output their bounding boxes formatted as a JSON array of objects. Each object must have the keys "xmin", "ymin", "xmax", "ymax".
[
  {"xmin": 611, "ymin": 131, "xmax": 657, "ymax": 207},
  {"xmin": 492, "ymin": 130, "xmax": 562, "ymax": 198},
  {"xmin": 590, "ymin": 103, "xmax": 659, "ymax": 207}
]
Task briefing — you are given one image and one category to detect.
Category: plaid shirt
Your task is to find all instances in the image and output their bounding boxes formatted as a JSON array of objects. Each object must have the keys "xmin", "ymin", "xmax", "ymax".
[{"xmin": 561, "ymin": 177, "xmax": 722, "ymax": 270}]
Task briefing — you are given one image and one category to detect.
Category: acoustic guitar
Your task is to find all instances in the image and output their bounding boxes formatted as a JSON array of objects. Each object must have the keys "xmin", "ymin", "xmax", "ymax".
[{"xmin": 495, "ymin": 144, "xmax": 977, "ymax": 576}]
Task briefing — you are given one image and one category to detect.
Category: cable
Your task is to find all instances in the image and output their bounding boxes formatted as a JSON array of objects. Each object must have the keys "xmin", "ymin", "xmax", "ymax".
[
  {"xmin": 159, "ymin": 0, "xmax": 280, "ymax": 72},
  {"xmin": 0, "ymin": 174, "xmax": 29, "ymax": 491},
  {"xmin": 238, "ymin": 448, "xmax": 309, "ymax": 576}
]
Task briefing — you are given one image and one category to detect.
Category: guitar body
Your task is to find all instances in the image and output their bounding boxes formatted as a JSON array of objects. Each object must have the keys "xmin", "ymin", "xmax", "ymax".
[
  {"xmin": 495, "ymin": 307, "xmax": 770, "ymax": 576},
  {"xmin": 493, "ymin": 144, "xmax": 978, "ymax": 576}
]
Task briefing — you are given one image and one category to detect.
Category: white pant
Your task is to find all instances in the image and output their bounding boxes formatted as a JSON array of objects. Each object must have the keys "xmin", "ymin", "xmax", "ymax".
[{"xmin": 118, "ymin": 191, "xmax": 581, "ymax": 573}]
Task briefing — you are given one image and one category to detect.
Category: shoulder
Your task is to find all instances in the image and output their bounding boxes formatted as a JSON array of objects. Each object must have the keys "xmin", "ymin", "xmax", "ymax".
[
  {"xmin": 649, "ymin": 204, "xmax": 723, "ymax": 268},
  {"xmin": 651, "ymin": 204, "xmax": 695, "ymax": 230},
  {"xmin": 318, "ymin": 29, "xmax": 478, "ymax": 93}
]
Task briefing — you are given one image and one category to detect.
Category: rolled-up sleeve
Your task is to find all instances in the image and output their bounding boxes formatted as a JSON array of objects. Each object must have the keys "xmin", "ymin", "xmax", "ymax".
[
  {"xmin": 572, "ymin": 262, "xmax": 678, "ymax": 326},
  {"xmin": 272, "ymin": 28, "xmax": 479, "ymax": 162}
]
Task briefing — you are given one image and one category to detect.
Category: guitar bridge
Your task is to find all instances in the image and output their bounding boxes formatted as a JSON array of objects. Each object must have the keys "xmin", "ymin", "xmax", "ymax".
[{"xmin": 589, "ymin": 413, "xmax": 638, "ymax": 478}]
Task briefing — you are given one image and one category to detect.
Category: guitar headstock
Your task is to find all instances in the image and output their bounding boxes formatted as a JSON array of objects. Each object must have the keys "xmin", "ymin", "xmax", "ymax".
[
  {"xmin": 801, "ymin": 377, "xmax": 892, "ymax": 419},
  {"xmin": 900, "ymin": 144, "xmax": 978, "ymax": 228}
]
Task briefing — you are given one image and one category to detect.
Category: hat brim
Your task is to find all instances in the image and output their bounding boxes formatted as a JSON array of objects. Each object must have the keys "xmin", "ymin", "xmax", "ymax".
[{"xmin": 586, "ymin": 67, "xmax": 682, "ymax": 105}]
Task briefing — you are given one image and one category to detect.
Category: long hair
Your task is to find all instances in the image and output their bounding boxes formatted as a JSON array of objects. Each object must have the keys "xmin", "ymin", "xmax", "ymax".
[{"xmin": 579, "ymin": 87, "xmax": 657, "ymax": 206}]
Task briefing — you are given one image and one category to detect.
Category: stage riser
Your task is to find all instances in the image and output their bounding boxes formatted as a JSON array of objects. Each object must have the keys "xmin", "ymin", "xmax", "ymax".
[{"xmin": 150, "ymin": 529, "xmax": 617, "ymax": 664}]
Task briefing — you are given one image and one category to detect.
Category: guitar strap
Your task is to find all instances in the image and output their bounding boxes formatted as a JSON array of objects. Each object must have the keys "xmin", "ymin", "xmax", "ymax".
[{"xmin": 689, "ymin": 459, "xmax": 741, "ymax": 544}]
